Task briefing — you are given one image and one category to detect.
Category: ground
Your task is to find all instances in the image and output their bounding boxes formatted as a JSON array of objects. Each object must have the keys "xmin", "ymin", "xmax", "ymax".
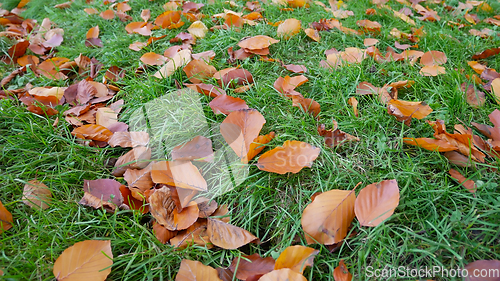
[{"xmin": 1, "ymin": 0, "xmax": 500, "ymax": 280}]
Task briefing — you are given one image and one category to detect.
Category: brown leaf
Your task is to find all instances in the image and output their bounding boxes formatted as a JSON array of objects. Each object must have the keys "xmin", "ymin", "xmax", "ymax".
[
  {"xmin": 176, "ymin": 259, "xmax": 222, "ymax": 281},
  {"xmin": 420, "ymin": 51, "xmax": 447, "ymax": 66},
  {"xmin": 387, "ymin": 99, "xmax": 433, "ymax": 126},
  {"xmin": 229, "ymin": 254, "xmax": 275, "ymax": 280},
  {"xmin": 403, "ymin": 137, "xmax": 458, "ymax": 152},
  {"xmin": 284, "ymin": 64, "xmax": 307, "ymax": 73},
  {"xmin": 185, "ymin": 83, "xmax": 226, "ymax": 97},
  {"xmin": 153, "ymin": 221, "xmax": 178, "ymax": 244},
  {"xmin": 258, "ymin": 268, "xmax": 307, "ymax": 281},
  {"xmin": 420, "ymin": 65, "xmax": 446, "ymax": 76},
  {"xmin": 356, "ymin": 19, "xmax": 382, "ymax": 32},
  {"xmin": 72, "ymin": 124, "xmax": 113, "ymax": 142},
  {"xmin": 354, "ymin": 179, "xmax": 400, "ymax": 227},
  {"xmin": 449, "ymin": 169, "xmax": 477, "ymax": 193},
  {"xmin": 220, "ymin": 109, "xmax": 266, "ymax": 163},
  {"xmin": 108, "ymin": 132, "xmax": 149, "ymax": 148},
  {"xmin": 141, "ymin": 9, "xmax": 151, "ymax": 22},
  {"xmin": 151, "ymin": 161, "xmax": 207, "ymax": 191},
  {"xmin": 301, "ymin": 188, "xmax": 356, "ymax": 244},
  {"xmin": 100, "ymin": 9, "xmax": 115, "ymax": 20},
  {"xmin": 274, "ymin": 245, "xmax": 319, "ymax": 274},
  {"xmin": 78, "ymin": 179, "xmax": 124, "ymax": 211},
  {"xmin": 247, "ymin": 132, "xmax": 276, "ymax": 161},
  {"xmin": 8, "ymin": 40, "xmax": 29, "ymax": 59},
  {"xmin": 86, "ymin": 26, "xmax": 99, "ymax": 39},
  {"xmin": 124, "ymin": 167, "xmax": 153, "ymax": 199},
  {"xmin": 256, "ymin": 140, "xmax": 320, "ymax": 174},
  {"xmin": 207, "ymin": 218, "xmax": 258, "ymax": 249},
  {"xmin": 0, "ymin": 200, "xmax": 13, "ymax": 234},
  {"xmin": 84, "ymin": 8, "xmax": 99, "ymax": 14},
  {"xmin": 171, "ymin": 136, "xmax": 215, "ymax": 162},
  {"xmin": 219, "ymin": 69, "xmax": 254, "ymax": 88},
  {"xmin": 119, "ymin": 185, "xmax": 149, "ymax": 213},
  {"xmin": 304, "ymin": 28, "xmax": 320, "ymax": 42},
  {"xmin": 492, "ymin": 78, "xmax": 500, "ymax": 103},
  {"xmin": 197, "ymin": 200, "xmax": 218, "ymax": 218},
  {"xmin": 471, "ymin": 47, "xmax": 500, "ymax": 60},
  {"xmin": 363, "ymin": 38, "xmax": 379, "ymax": 47},
  {"xmin": 238, "ymin": 35, "xmax": 279, "ymax": 50},
  {"xmin": 209, "ymin": 94, "xmax": 249, "ymax": 115},
  {"xmin": 274, "ymin": 75, "xmax": 308, "ymax": 96},
  {"xmin": 113, "ymin": 146, "xmax": 152, "ymax": 177},
  {"xmin": 333, "ymin": 260, "xmax": 352, "ymax": 281},
  {"xmin": 464, "ymin": 260, "xmax": 500, "ymax": 281},
  {"xmin": 53, "ymin": 240, "xmax": 112, "ymax": 281},
  {"xmin": 461, "ymin": 83, "xmax": 485, "ymax": 108},
  {"xmin": 22, "ymin": 180, "xmax": 51, "ymax": 210},
  {"xmin": 183, "ymin": 59, "xmax": 217, "ymax": 83},
  {"xmin": 140, "ymin": 52, "xmax": 166, "ymax": 66},
  {"xmin": 170, "ymin": 219, "xmax": 213, "ymax": 249},
  {"xmin": 95, "ymin": 107, "xmax": 118, "ymax": 129},
  {"xmin": 277, "ymin": 18, "xmax": 301, "ymax": 39},
  {"xmin": 149, "ymin": 186, "xmax": 198, "ymax": 230},
  {"xmin": 291, "ymin": 95, "xmax": 321, "ymax": 117},
  {"xmin": 348, "ymin": 97, "xmax": 359, "ymax": 117},
  {"xmin": 318, "ymin": 122, "xmax": 359, "ymax": 148},
  {"xmin": 444, "ymin": 151, "xmax": 473, "ymax": 167}
]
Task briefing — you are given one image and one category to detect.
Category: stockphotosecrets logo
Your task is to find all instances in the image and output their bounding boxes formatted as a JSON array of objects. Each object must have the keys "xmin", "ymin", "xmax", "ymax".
[{"xmin": 127, "ymin": 88, "xmax": 249, "ymax": 206}]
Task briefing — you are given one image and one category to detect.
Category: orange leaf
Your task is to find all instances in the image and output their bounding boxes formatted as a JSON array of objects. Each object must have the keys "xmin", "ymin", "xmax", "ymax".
[
  {"xmin": 291, "ymin": 95, "xmax": 321, "ymax": 117},
  {"xmin": 420, "ymin": 65, "xmax": 446, "ymax": 76},
  {"xmin": 354, "ymin": 179, "xmax": 400, "ymax": 227},
  {"xmin": 176, "ymin": 259, "xmax": 222, "ymax": 281},
  {"xmin": 304, "ymin": 28, "xmax": 320, "ymax": 42},
  {"xmin": 356, "ymin": 19, "xmax": 382, "ymax": 32},
  {"xmin": 17, "ymin": 55, "xmax": 39, "ymax": 66},
  {"xmin": 257, "ymin": 140, "xmax": 320, "ymax": 174},
  {"xmin": 153, "ymin": 221, "xmax": 178, "ymax": 244},
  {"xmin": 155, "ymin": 11, "xmax": 181, "ymax": 29},
  {"xmin": 403, "ymin": 137, "xmax": 458, "ymax": 152},
  {"xmin": 247, "ymin": 132, "xmax": 276, "ymax": 162},
  {"xmin": 123, "ymin": 167, "xmax": 154, "ymax": 200},
  {"xmin": 140, "ymin": 52, "xmax": 167, "ymax": 66},
  {"xmin": 183, "ymin": 59, "xmax": 217, "ymax": 83},
  {"xmin": 119, "ymin": 185, "xmax": 149, "ymax": 213},
  {"xmin": 420, "ymin": 51, "xmax": 447, "ymax": 66},
  {"xmin": 22, "ymin": 180, "xmax": 52, "ymax": 210},
  {"xmin": 238, "ymin": 35, "xmax": 279, "ymax": 50},
  {"xmin": 84, "ymin": 8, "xmax": 99, "ymax": 15},
  {"xmin": 363, "ymin": 38, "xmax": 379, "ymax": 47},
  {"xmin": 220, "ymin": 109, "xmax": 266, "ymax": 163},
  {"xmin": 449, "ymin": 169, "xmax": 477, "ymax": 193},
  {"xmin": 170, "ymin": 219, "xmax": 213, "ymax": 249},
  {"xmin": 100, "ymin": 9, "xmax": 115, "ymax": 20},
  {"xmin": 259, "ymin": 269, "xmax": 307, "ymax": 281},
  {"xmin": 125, "ymin": 22, "xmax": 146, "ymax": 34},
  {"xmin": 277, "ymin": 18, "xmax": 301, "ymax": 39},
  {"xmin": 301, "ymin": 189, "xmax": 356, "ymax": 244},
  {"xmin": 333, "ymin": 260, "xmax": 352, "ymax": 281},
  {"xmin": 229, "ymin": 254, "xmax": 275, "ymax": 280},
  {"xmin": 274, "ymin": 245, "xmax": 319, "ymax": 274},
  {"xmin": 71, "ymin": 124, "xmax": 113, "ymax": 142},
  {"xmin": 112, "ymin": 146, "xmax": 152, "ymax": 177},
  {"xmin": 387, "ymin": 99, "xmax": 433, "ymax": 126},
  {"xmin": 348, "ymin": 97, "xmax": 359, "ymax": 117},
  {"xmin": 86, "ymin": 25, "xmax": 99, "ymax": 39},
  {"xmin": 149, "ymin": 186, "xmax": 199, "ymax": 230},
  {"xmin": 318, "ymin": 122, "xmax": 359, "ymax": 148},
  {"xmin": 284, "ymin": 64, "xmax": 307, "ymax": 73},
  {"xmin": 0, "ymin": 200, "xmax": 13, "ymax": 234},
  {"xmin": 209, "ymin": 94, "xmax": 249, "ymax": 115},
  {"xmin": 108, "ymin": 132, "xmax": 149, "ymax": 148},
  {"xmin": 171, "ymin": 135, "xmax": 215, "ymax": 162},
  {"xmin": 141, "ymin": 9, "xmax": 151, "ymax": 21},
  {"xmin": 207, "ymin": 218, "xmax": 258, "ymax": 249},
  {"xmin": 151, "ymin": 161, "xmax": 207, "ymax": 191},
  {"xmin": 52, "ymin": 240, "xmax": 113, "ymax": 280}
]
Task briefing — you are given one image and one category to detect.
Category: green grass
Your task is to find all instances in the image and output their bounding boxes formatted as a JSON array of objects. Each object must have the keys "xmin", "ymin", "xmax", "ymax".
[{"xmin": 1, "ymin": 0, "xmax": 500, "ymax": 280}]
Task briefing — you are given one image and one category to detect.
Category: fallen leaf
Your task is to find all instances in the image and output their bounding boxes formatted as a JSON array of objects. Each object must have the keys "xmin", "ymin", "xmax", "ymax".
[
  {"xmin": 100, "ymin": 9, "xmax": 115, "ymax": 20},
  {"xmin": 209, "ymin": 94, "xmax": 249, "ymax": 115},
  {"xmin": 387, "ymin": 99, "xmax": 433, "ymax": 126},
  {"xmin": 420, "ymin": 50, "xmax": 447, "ymax": 66},
  {"xmin": 171, "ymin": 135, "xmax": 215, "ymax": 162},
  {"xmin": 274, "ymin": 245, "xmax": 319, "ymax": 274},
  {"xmin": 354, "ymin": 179, "xmax": 400, "ymax": 227},
  {"xmin": 461, "ymin": 83, "xmax": 485, "ymax": 108},
  {"xmin": 363, "ymin": 38, "xmax": 379, "ymax": 47},
  {"xmin": 220, "ymin": 109, "xmax": 266, "ymax": 162},
  {"xmin": 22, "ymin": 179, "xmax": 51, "ymax": 210},
  {"xmin": 149, "ymin": 186, "xmax": 198, "ymax": 230},
  {"xmin": 151, "ymin": 161, "xmax": 207, "ymax": 192},
  {"xmin": 284, "ymin": 64, "xmax": 307, "ymax": 73},
  {"xmin": 53, "ymin": 240, "xmax": 113, "ymax": 280},
  {"xmin": 464, "ymin": 260, "xmax": 500, "ymax": 281},
  {"xmin": 183, "ymin": 59, "xmax": 217, "ymax": 83},
  {"xmin": 256, "ymin": 140, "xmax": 320, "ymax": 174},
  {"xmin": 187, "ymin": 21, "xmax": 209, "ymax": 39},
  {"xmin": 304, "ymin": 28, "xmax": 320, "ymax": 42},
  {"xmin": 207, "ymin": 218, "xmax": 258, "ymax": 249},
  {"xmin": 277, "ymin": 18, "xmax": 301, "ymax": 39},
  {"xmin": 124, "ymin": 166, "xmax": 154, "ymax": 199},
  {"xmin": 403, "ymin": 138, "xmax": 458, "ymax": 152},
  {"xmin": 238, "ymin": 35, "xmax": 280, "ymax": 51},
  {"xmin": 119, "ymin": 185, "xmax": 149, "ymax": 213},
  {"xmin": 420, "ymin": 65, "xmax": 446, "ymax": 76},
  {"xmin": 259, "ymin": 268, "xmax": 307, "ymax": 281},
  {"xmin": 96, "ymin": 107, "xmax": 118, "ymax": 129},
  {"xmin": 140, "ymin": 52, "xmax": 167, "ymax": 66},
  {"xmin": 78, "ymin": 179, "xmax": 124, "ymax": 211},
  {"xmin": 170, "ymin": 219, "xmax": 212, "ymax": 249},
  {"xmin": 219, "ymin": 69, "xmax": 254, "ymax": 88},
  {"xmin": 185, "ymin": 83, "xmax": 226, "ymax": 97},
  {"xmin": 471, "ymin": 47, "xmax": 500, "ymax": 60},
  {"xmin": 229, "ymin": 254, "xmax": 275, "ymax": 280},
  {"xmin": 86, "ymin": 26, "xmax": 99, "ymax": 39},
  {"xmin": 113, "ymin": 146, "xmax": 152, "ymax": 177},
  {"xmin": 108, "ymin": 132, "xmax": 149, "ymax": 148},
  {"xmin": 176, "ymin": 259, "xmax": 222, "ymax": 281},
  {"xmin": 318, "ymin": 122, "xmax": 359, "ymax": 148},
  {"xmin": 247, "ymin": 132, "xmax": 276, "ymax": 161},
  {"xmin": 449, "ymin": 169, "xmax": 477, "ymax": 193},
  {"xmin": 348, "ymin": 97, "xmax": 359, "ymax": 117},
  {"xmin": 0, "ymin": 200, "xmax": 13, "ymax": 233},
  {"xmin": 71, "ymin": 124, "xmax": 113, "ymax": 142},
  {"xmin": 84, "ymin": 8, "xmax": 99, "ymax": 15},
  {"xmin": 291, "ymin": 95, "xmax": 321, "ymax": 117},
  {"xmin": 301, "ymin": 188, "xmax": 356, "ymax": 244},
  {"xmin": 333, "ymin": 260, "xmax": 352, "ymax": 281},
  {"xmin": 154, "ymin": 49, "xmax": 191, "ymax": 78}
]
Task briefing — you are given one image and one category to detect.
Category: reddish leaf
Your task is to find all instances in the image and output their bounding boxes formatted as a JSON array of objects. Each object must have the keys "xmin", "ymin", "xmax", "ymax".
[
  {"xmin": 123, "ymin": 166, "xmax": 154, "ymax": 200},
  {"xmin": 108, "ymin": 132, "xmax": 149, "ymax": 148},
  {"xmin": 449, "ymin": 169, "xmax": 477, "ymax": 194},
  {"xmin": 256, "ymin": 140, "xmax": 320, "ymax": 174},
  {"xmin": 183, "ymin": 59, "xmax": 217, "ymax": 83},
  {"xmin": 113, "ymin": 146, "xmax": 152, "ymax": 177},
  {"xmin": 471, "ymin": 47, "xmax": 500, "ymax": 60},
  {"xmin": 22, "ymin": 180, "xmax": 52, "ymax": 210},
  {"xmin": 274, "ymin": 245, "xmax": 319, "ymax": 274},
  {"xmin": 229, "ymin": 254, "xmax": 275, "ymax": 280},
  {"xmin": 354, "ymin": 179, "xmax": 400, "ymax": 227},
  {"xmin": 220, "ymin": 109, "xmax": 266, "ymax": 163},
  {"xmin": 71, "ymin": 124, "xmax": 113, "ymax": 142},
  {"xmin": 176, "ymin": 259, "xmax": 222, "ymax": 281},
  {"xmin": 171, "ymin": 135, "xmax": 215, "ymax": 162},
  {"xmin": 461, "ymin": 83, "xmax": 485, "ymax": 108},
  {"xmin": 284, "ymin": 64, "xmax": 307, "ymax": 73},
  {"xmin": 207, "ymin": 218, "xmax": 258, "ymax": 249},
  {"xmin": 209, "ymin": 94, "xmax": 249, "ymax": 115},
  {"xmin": 100, "ymin": 9, "xmax": 115, "ymax": 20},
  {"xmin": 0, "ymin": 200, "xmax": 13, "ymax": 234},
  {"xmin": 149, "ymin": 186, "xmax": 199, "ymax": 230},
  {"xmin": 403, "ymin": 138, "xmax": 458, "ymax": 152},
  {"xmin": 219, "ymin": 69, "xmax": 254, "ymax": 88},
  {"xmin": 318, "ymin": 122, "xmax": 359, "ymax": 148},
  {"xmin": 119, "ymin": 185, "xmax": 149, "ymax": 213},
  {"xmin": 78, "ymin": 179, "xmax": 124, "ymax": 212},
  {"xmin": 333, "ymin": 260, "xmax": 352, "ymax": 281},
  {"xmin": 301, "ymin": 188, "xmax": 356, "ymax": 244}
]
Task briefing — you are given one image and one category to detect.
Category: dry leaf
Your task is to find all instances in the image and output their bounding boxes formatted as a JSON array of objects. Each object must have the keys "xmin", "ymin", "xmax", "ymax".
[
  {"xmin": 153, "ymin": 221, "xmax": 178, "ymax": 244},
  {"xmin": 183, "ymin": 59, "xmax": 217, "ymax": 83},
  {"xmin": 304, "ymin": 28, "xmax": 320, "ymax": 42},
  {"xmin": 354, "ymin": 179, "xmax": 400, "ymax": 227},
  {"xmin": 71, "ymin": 124, "xmax": 113, "ymax": 142},
  {"xmin": 229, "ymin": 254, "xmax": 275, "ymax": 280},
  {"xmin": 238, "ymin": 35, "xmax": 279, "ymax": 50},
  {"xmin": 420, "ymin": 65, "xmax": 446, "ymax": 76},
  {"xmin": 256, "ymin": 140, "xmax": 320, "ymax": 174},
  {"xmin": 348, "ymin": 97, "xmax": 358, "ymax": 117},
  {"xmin": 259, "ymin": 268, "xmax": 307, "ymax": 281},
  {"xmin": 420, "ymin": 50, "xmax": 447, "ymax": 66},
  {"xmin": 140, "ymin": 52, "xmax": 167, "ymax": 66},
  {"xmin": 108, "ymin": 132, "xmax": 149, "ymax": 148},
  {"xmin": 151, "ymin": 161, "xmax": 207, "ymax": 191},
  {"xmin": 301, "ymin": 188, "xmax": 356, "ymax": 244},
  {"xmin": 0, "ymin": 200, "xmax": 13, "ymax": 234},
  {"xmin": 363, "ymin": 38, "xmax": 379, "ymax": 47},
  {"xmin": 284, "ymin": 64, "xmax": 307, "ymax": 73},
  {"xmin": 154, "ymin": 49, "xmax": 192, "ymax": 78},
  {"xmin": 113, "ymin": 146, "xmax": 152, "ymax": 177},
  {"xmin": 207, "ymin": 218, "xmax": 258, "ymax": 249},
  {"xmin": 22, "ymin": 180, "xmax": 51, "ymax": 210},
  {"xmin": 403, "ymin": 138, "xmax": 458, "ymax": 152},
  {"xmin": 53, "ymin": 240, "xmax": 113, "ymax": 281},
  {"xmin": 277, "ymin": 18, "xmax": 301, "ymax": 39},
  {"xmin": 188, "ymin": 21, "xmax": 209, "ymax": 39},
  {"xmin": 176, "ymin": 259, "xmax": 222, "ymax": 281},
  {"xmin": 171, "ymin": 136, "xmax": 215, "ymax": 162},
  {"xmin": 209, "ymin": 94, "xmax": 249, "ymax": 115},
  {"xmin": 387, "ymin": 99, "xmax": 433, "ymax": 126},
  {"xmin": 274, "ymin": 245, "xmax": 319, "ymax": 274},
  {"xmin": 247, "ymin": 132, "xmax": 276, "ymax": 161},
  {"xmin": 333, "ymin": 260, "xmax": 352, "ymax": 281},
  {"xmin": 449, "ymin": 169, "xmax": 477, "ymax": 193}
]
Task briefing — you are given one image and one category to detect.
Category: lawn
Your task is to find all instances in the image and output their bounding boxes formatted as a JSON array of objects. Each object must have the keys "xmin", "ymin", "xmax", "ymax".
[{"xmin": 1, "ymin": 0, "xmax": 500, "ymax": 280}]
